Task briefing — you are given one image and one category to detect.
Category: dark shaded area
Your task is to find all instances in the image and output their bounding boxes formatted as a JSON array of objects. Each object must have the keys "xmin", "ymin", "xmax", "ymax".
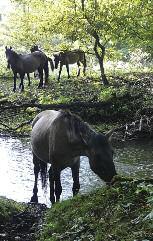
[{"xmin": 0, "ymin": 203, "xmax": 47, "ymax": 241}]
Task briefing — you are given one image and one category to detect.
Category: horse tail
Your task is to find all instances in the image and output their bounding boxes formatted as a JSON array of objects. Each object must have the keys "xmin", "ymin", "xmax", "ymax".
[
  {"xmin": 44, "ymin": 58, "xmax": 49, "ymax": 81},
  {"xmin": 39, "ymin": 160, "xmax": 48, "ymax": 190},
  {"xmin": 48, "ymin": 57, "xmax": 54, "ymax": 71}
]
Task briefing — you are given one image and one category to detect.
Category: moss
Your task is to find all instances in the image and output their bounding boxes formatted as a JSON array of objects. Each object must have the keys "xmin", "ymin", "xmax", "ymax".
[
  {"xmin": 39, "ymin": 181, "xmax": 153, "ymax": 241},
  {"xmin": 0, "ymin": 197, "xmax": 26, "ymax": 225}
]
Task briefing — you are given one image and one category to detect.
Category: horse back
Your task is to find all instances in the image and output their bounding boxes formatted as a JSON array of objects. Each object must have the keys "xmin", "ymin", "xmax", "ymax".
[
  {"xmin": 61, "ymin": 49, "xmax": 85, "ymax": 65},
  {"xmin": 31, "ymin": 110, "xmax": 60, "ymax": 162},
  {"xmin": 31, "ymin": 110, "xmax": 85, "ymax": 168},
  {"xmin": 20, "ymin": 51, "xmax": 47, "ymax": 73}
]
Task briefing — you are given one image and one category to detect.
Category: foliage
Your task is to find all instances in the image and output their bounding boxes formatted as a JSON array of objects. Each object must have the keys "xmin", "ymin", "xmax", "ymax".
[
  {"xmin": 38, "ymin": 181, "xmax": 153, "ymax": 241},
  {"xmin": 1, "ymin": 0, "xmax": 152, "ymax": 60}
]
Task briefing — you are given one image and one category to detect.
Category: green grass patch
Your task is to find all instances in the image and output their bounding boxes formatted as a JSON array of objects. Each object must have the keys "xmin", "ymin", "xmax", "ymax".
[
  {"xmin": 0, "ymin": 197, "xmax": 26, "ymax": 225},
  {"xmin": 39, "ymin": 181, "xmax": 153, "ymax": 241}
]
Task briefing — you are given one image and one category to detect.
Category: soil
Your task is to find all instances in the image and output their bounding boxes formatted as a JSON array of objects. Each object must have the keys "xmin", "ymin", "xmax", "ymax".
[{"xmin": 0, "ymin": 203, "xmax": 47, "ymax": 241}]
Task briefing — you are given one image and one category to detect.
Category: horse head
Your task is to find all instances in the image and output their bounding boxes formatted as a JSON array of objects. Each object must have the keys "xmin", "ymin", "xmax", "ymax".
[
  {"xmin": 30, "ymin": 45, "xmax": 39, "ymax": 53},
  {"xmin": 5, "ymin": 46, "xmax": 14, "ymax": 62},
  {"xmin": 53, "ymin": 53, "xmax": 60, "ymax": 69},
  {"xmin": 88, "ymin": 133, "xmax": 117, "ymax": 184}
]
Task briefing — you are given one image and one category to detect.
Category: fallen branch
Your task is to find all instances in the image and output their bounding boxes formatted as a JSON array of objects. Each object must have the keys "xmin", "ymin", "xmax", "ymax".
[
  {"xmin": 12, "ymin": 119, "xmax": 33, "ymax": 131},
  {"xmin": 0, "ymin": 94, "xmax": 142, "ymax": 111},
  {"xmin": 0, "ymin": 119, "xmax": 33, "ymax": 132}
]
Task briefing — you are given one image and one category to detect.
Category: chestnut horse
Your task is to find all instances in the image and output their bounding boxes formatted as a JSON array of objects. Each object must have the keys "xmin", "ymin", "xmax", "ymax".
[{"xmin": 54, "ymin": 49, "xmax": 86, "ymax": 80}]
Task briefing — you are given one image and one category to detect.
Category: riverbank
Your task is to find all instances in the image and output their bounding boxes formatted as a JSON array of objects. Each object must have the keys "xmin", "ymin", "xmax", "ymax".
[
  {"xmin": 0, "ymin": 179, "xmax": 153, "ymax": 241},
  {"xmin": 0, "ymin": 198, "xmax": 47, "ymax": 241},
  {"xmin": 39, "ymin": 180, "xmax": 153, "ymax": 241}
]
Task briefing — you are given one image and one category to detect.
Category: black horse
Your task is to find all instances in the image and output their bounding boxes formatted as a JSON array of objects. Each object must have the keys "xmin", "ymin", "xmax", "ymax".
[
  {"xmin": 7, "ymin": 57, "xmax": 31, "ymax": 86},
  {"xmin": 30, "ymin": 45, "xmax": 54, "ymax": 80},
  {"xmin": 54, "ymin": 49, "xmax": 87, "ymax": 80},
  {"xmin": 5, "ymin": 46, "xmax": 49, "ymax": 91},
  {"xmin": 31, "ymin": 109, "xmax": 117, "ymax": 204}
]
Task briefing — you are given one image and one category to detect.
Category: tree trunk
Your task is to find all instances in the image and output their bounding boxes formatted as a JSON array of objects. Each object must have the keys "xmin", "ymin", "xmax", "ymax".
[
  {"xmin": 81, "ymin": 0, "xmax": 85, "ymax": 11},
  {"xmin": 93, "ymin": 31, "xmax": 109, "ymax": 85}
]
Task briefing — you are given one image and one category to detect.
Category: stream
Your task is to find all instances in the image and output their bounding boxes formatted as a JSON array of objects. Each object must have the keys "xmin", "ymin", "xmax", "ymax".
[{"xmin": 0, "ymin": 137, "xmax": 153, "ymax": 206}]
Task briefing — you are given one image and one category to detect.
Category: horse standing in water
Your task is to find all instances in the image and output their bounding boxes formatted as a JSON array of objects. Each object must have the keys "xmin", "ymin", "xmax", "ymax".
[
  {"xmin": 5, "ymin": 46, "xmax": 50, "ymax": 91},
  {"xmin": 31, "ymin": 110, "xmax": 117, "ymax": 204},
  {"xmin": 54, "ymin": 49, "xmax": 86, "ymax": 80}
]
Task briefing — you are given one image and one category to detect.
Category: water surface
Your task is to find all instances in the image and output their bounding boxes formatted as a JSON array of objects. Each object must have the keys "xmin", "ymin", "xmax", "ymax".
[{"xmin": 0, "ymin": 137, "xmax": 152, "ymax": 206}]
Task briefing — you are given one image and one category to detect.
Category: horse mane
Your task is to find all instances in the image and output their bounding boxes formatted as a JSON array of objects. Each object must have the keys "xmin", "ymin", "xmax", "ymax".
[
  {"xmin": 56, "ymin": 110, "xmax": 95, "ymax": 145},
  {"xmin": 10, "ymin": 49, "xmax": 19, "ymax": 60}
]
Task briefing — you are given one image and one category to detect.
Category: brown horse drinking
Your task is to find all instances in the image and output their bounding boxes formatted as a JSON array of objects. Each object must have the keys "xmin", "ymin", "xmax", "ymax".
[
  {"xmin": 5, "ymin": 46, "xmax": 49, "ymax": 91},
  {"xmin": 31, "ymin": 110, "xmax": 117, "ymax": 204},
  {"xmin": 54, "ymin": 49, "xmax": 86, "ymax": 80}
]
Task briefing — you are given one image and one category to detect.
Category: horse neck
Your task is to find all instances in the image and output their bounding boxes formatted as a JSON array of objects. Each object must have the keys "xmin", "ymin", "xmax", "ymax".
[
  {"xmin": 79, "ymin": 123, "xmax": 97, "ymax": 150},
  {"xmin": 80, "ymin": 123, "xmax": 102, "ymax": 159},
  {"xmin": 9, "ymin": 51, "xmax": 19, "ymax": 65}
]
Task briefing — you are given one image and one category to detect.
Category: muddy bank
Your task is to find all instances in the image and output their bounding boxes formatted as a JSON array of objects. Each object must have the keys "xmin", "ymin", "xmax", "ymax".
[{"xmin": 0, "ymin": 202, "xmax": 47, "ymax": 241}]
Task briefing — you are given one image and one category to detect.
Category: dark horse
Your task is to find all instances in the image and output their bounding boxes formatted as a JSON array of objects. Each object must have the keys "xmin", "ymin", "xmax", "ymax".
[
  {"xmin": 30, "ymin": 45, "xmax": 54, "ymax": 78},
  {"xmin": 54, "ymin": 49, "xmax": 86, "ymax": 80},
  {"xmin": 31, "ymin": 110, "xmax": 117, "ymax": 204},
  {"xmin": 5, "ymin": 46, "xmax": 49, "ymax": 91},
  {"xmin": 7, "ymin": 57, "xmax": 31, "ymax": 86}
]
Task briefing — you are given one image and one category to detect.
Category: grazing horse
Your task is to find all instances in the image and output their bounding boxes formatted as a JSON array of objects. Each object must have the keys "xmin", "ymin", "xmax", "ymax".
[
  {"xmin": 54, "ymin": 49, "xmax": 86, "ymax": 80},
  {"xmin": 5, "ymin": 46, "xmax": 49, "ymax": 91},
  {"xmin": 31, "ymin": 110, "xmax": 116, "ymax": 204}
]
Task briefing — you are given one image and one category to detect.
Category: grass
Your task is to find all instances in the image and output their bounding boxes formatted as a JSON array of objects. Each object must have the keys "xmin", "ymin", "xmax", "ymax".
[
  {"xmin": 0, "ymin": 71, "xmax": 153, "ymax": 136},
  {"xmin": 0, "ymin": 197, "xmax": 25, "ymax": 225},
  {"xmin": 39, "ymin": 181, "xmax": 153, "ymax": 241}
]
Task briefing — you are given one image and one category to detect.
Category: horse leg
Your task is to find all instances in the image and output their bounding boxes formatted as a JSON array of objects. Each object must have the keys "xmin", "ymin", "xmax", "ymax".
[
  {"xmin": 77, "ymin": 61, "xmax": 81, "ymax": 77},
  {"xmin": 19, "ymin": 73, "xmax": 25, "ymax": 91},
  {"xmin": 38, "ymin": 67, "xmax": 43, "ymax": 88},
  {"xmin": 31, "ymin": 154, "xmax": 40, "ymax": 203},
  {"xmin": 58, "ymin": 63, "xmax": 63, "ymax": 80},
  {"xmin": 44, "ymin": 60, "xmax": 49, "ymax": 85},
  {"xmin": 27, "ymin": 73, "xmax": 31, "ymax": 86},
  {"xmin": 54, "ymin": 170, "xmax": 62, "ymax": 202},
  {"xmin": 71, "ymin": 157, "xmax": 80, "ymax": 196},
  {"xmin": 13, "ymin": 72, "xmax": 17, "ymax": 92},
  {"xmin": 49, "ymin": 167, "xmax": 55, "ymax": 204},
  {"xmin": 83, "ymin": 57, "xmax": 86, "ymax": 75},
  {"xmin": 66, "ymin": 63, "xmax": 70, "ymax": 79}
]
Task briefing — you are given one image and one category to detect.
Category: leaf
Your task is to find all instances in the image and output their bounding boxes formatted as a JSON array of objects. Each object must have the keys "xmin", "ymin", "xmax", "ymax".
[{"xmin": 144, "ymin": 210, "xmax": 153, "ymax": 221}]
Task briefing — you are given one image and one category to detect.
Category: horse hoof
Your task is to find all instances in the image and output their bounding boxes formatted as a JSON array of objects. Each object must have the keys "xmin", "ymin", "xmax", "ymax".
[
  {"xmin": 38, "ymin": 85, "xmax": 42, "ymax": 89},
  {"xmin": 30, "ymin": 195, "xmax": 38, "ymax": 203}
]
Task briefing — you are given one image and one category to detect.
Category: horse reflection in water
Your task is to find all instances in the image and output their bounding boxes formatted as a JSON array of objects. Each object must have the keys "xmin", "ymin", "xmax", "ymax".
[
  {"xmin": 54, "ymin": 49, "xmax": 87, "ymax": 80},
  {"xmin": 31, "ymin": 110, "xmax": 117, "ymax": 204}
]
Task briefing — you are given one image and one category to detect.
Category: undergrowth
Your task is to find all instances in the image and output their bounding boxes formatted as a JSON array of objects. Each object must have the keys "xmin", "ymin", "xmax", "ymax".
[{"xmin": 39, "ymin": 181, "xmax": 153, "ymax": 241}]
